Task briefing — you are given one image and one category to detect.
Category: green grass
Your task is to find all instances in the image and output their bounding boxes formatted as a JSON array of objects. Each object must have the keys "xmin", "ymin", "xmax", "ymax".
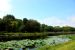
[
  {"xmin": 37, "ymin": 40, "xmax": 75, "ymax": 50},
  {"xmin": 37, "ymin": 34, "xmax": 75, "ymax": 50},
  {"xmin": 56, "ymin": 40, "xmax": 75, "ymax": 50}
]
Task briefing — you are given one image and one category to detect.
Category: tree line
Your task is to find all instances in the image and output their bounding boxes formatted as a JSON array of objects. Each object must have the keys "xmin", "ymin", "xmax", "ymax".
[{"xmin": 0, "ymin": 14, "xmax": 75, "ymax": 33}]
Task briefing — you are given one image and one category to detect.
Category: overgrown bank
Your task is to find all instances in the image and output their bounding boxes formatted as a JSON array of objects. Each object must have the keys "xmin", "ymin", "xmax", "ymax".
[
  {"xmin": 37, "ymin": 34, "xmax": 75, "ymax": 50},
  {"xmin": 0, "ymin": 32, "xmax": 75, "ymax": 41},
  {"xmin": 37, "ymin": 40, "xmax": 75, "ymax": 50},
  {"xmin": 0, "ymin": 33, "xmax": 48, "ymax": 41}
]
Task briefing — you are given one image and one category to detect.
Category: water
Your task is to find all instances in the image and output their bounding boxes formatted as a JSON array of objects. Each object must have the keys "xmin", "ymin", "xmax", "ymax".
[
  {"xmin": 19, "ymin": 36, "xmax": 71, "ymax": 50},
  {"xmin": 0, "ymin": 35, "xmax": 71, "ymax": 50}
]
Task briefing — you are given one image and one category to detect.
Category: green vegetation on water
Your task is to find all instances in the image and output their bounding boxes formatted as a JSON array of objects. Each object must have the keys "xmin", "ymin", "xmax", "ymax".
[
  {"xmin": 37, "ymin": 34, "xmax": 75, "ymax": 50},
  {"xmin": 0, "ymin": 34, "xmax": 74, "ymax": 49}
]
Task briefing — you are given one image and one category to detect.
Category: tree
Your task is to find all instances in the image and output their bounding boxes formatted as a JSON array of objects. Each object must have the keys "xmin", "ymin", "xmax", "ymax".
[
  {"xmin": 26, "ymin": 19, "xmax": 40, "ymax": 32},
  {"xmin": 70, "ymin": 27, "xmax": 75, "ymax": 31},
  {"xmin": 2, "ymin": 14, "xmax": 15, "ymax": 32},
  {"xmin": 46, "ymin": 26, "xmax": 54, "ymax": 32},
  {"xmin": 0, "ymin": 18, "xmax": 4, "ymax": 31},
  {"xmin": 53, "ymin": 26, "xmax": 62, "ymax": 32},
  {"xmin": 3, "ymin": 14, "xmax": 15, "ymax": 21},
  {"xmin": 19, "ymin": 25, "xmax": 26, "ymax": 32},
  {"xmin": 40, "ymin": 24, "xmax": 48, "ymax": 32},
  {"xmin": 1, "ymin": 14, "xmax": 75, "ymax": 33},
  {"xmin": 62, "ymin": 26, "xmax": 75, "ymax": 32},
  {"xmin": 23, "ymin": 18, "xmax": 28, "ymax": 25},
  {"xmin": 16, "ymin": 19, "xmax": 23, "ymax": 32}
]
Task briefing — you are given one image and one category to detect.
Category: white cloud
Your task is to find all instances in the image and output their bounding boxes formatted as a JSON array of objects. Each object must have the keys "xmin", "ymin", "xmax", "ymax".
[
  {"xmin": 68, "ymin": 16, "xmax": 75, "ymax": 23},
  {"xmin": 39, "ymin": 16, "xmax": 75, "ymax": 27},
  {"xmin": 0, "ymin": 0, "xmax": 12, "ymax": 18}
]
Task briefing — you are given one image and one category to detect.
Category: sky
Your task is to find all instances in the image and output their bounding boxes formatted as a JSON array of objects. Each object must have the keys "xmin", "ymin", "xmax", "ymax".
[{"xmin": 0, "ymin": 0, "xmax": 75, "ymax": 26}]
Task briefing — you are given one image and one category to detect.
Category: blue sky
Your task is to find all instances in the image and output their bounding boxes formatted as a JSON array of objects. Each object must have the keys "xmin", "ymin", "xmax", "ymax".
[{"xmin": 0, "ymin": 0, "xmax": 75, "ymax": 26}]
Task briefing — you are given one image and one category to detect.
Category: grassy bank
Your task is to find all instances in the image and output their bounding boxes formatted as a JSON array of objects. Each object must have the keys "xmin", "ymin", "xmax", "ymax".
[
  {"xmin": 37, "ymin": 40, "xmax": 75, "ymax": 50},
  {"xmin": 0, "ymin": 33, "xmax": 48, "ymax": 41},
  {"xmin": 37, "ymin": 34, "xmax": 75, "ymax": 50},
  {"xmin": 0, "ymin": 32, "xmax": 75, "ymax": 41}
]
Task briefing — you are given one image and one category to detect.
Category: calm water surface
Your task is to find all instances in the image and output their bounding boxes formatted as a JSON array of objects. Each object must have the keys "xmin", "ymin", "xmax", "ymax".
[{"xmin": 19, "ymin": 36, "xmax": 71, "ymax": 50}]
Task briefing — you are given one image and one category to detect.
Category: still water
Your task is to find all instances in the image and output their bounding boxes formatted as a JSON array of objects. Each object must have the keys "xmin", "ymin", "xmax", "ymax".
[
  {"xmin": 18, "ymin": 36, "xmax": 71, "ymax": 50},
  {"xmin": 0, "ymin": 35, "xmax": 71, "ymax": 50}
]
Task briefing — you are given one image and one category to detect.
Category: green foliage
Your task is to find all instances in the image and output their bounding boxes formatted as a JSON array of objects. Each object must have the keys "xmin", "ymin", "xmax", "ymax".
[
  {"xmin": 37, "ymin": 35, "xmax": 75, "ymax": 50},
  {"xmin": 40, "ymin": 24, "xmax": 47, "ymax": 32},
  {"xmin": 0, "ymin": 14, "xmax": 75, "ymax": 32},
  {"xmin": 62, "ymin": 26, "xmax": 75, "ymax": 32},
  {"xmin": 37, "ymin": 40, "xmax": 75, "ymax": 50},
  {"xmin": 3, "ymin": 14, "xmax": 15, "ymax": 21},
  {"xmin": 19, "ymin": 25, "xmax": 26, "ymax": 32},
  {"xmin": 23, "ymin": 18, "xmax": 28, "ymax": 25},
  {"xmin": 0, "ymin": 35, "xmax": 72, "ymax": 48},
  {"xmin": 0, "ymin": 33, "xmax": 48, "ymax": 41},
  {"xmin": 0, "ymin": 14, "xmax": 41, "ymax": 32},
  {"xmin": 53, "ymin": 26, "xmax": 62, "ymax": 32},
  {"xmin": 26, "ymin": 19, "xmax": 40, "ymax": 32}
]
